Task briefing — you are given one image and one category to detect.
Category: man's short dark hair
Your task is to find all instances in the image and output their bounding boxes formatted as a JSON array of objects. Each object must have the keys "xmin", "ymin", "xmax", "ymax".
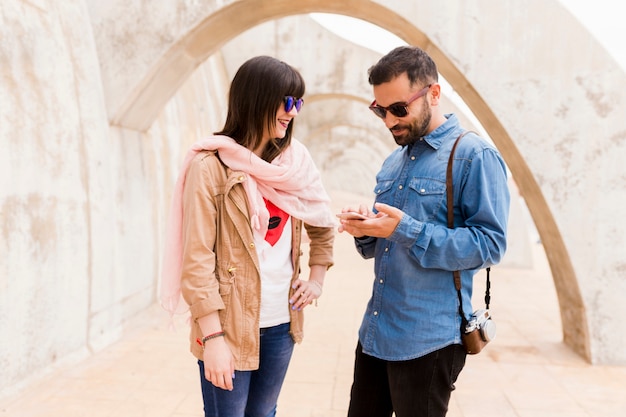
[{"xmin": 368, "ymin": 46, "xmax": 438, "ymax": 87}]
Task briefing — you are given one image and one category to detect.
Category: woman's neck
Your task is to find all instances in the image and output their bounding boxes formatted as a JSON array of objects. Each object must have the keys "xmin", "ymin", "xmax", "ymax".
[{"xmin": 254, "ymin": 137, "xmax": 271, "ymax": 158}]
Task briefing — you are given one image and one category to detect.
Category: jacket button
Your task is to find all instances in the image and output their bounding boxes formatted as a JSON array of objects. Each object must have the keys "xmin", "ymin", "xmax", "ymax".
[{"xmin": 249, "ymin": 242, "xmax": 255, "ymax": 248}]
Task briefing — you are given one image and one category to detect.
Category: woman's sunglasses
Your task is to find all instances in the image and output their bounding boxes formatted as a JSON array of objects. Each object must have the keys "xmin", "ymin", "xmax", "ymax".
[
  {"xmin": 369, "ymin": 84, "xmax": 431, "ymax": 119},
  {"xmin": 284, "ymin": 96, "xmax": 304, "ymax": 113}
]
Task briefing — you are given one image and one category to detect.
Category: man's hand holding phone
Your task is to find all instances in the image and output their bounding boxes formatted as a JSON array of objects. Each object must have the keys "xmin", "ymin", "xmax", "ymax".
[
  {"xmin": 336, "ymin": 206, "xmax": 372, "ymax": 237},
  {"xmin": 337, "ymin": 203, "xmax": 401, "ymax": 239},
  {"xmin": 336, "ymin": 211, "xmax": 369, "ymax": 221}
]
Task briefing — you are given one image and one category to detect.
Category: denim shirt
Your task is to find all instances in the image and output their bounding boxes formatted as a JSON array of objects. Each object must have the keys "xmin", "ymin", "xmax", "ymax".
[{"xmin": 355, "ymin": 114, "xmax": 510, "ymax": 361}]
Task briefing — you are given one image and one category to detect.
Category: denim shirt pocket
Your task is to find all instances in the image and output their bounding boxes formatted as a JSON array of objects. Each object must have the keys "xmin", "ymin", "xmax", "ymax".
[
  {"xmin": 373, "ymin": 180, "xmax": 395, "ymax": 206},
  {"xmin": 407, "ymin": 177, "xmax": 447, "ymax": 221}
]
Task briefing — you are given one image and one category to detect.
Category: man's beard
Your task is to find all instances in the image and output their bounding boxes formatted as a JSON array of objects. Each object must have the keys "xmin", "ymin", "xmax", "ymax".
[{"xmin": 391, "ymin": 104, "xmax": 431, "ymax": 146}]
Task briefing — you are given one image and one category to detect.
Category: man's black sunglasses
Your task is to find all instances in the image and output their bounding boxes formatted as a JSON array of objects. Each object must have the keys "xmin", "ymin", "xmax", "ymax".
[{"xmin": 369, "ymin": 85, "xmax": 431, "ymax": 119}]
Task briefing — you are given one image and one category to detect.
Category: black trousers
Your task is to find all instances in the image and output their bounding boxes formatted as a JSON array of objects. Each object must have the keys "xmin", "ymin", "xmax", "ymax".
[{"xmin": 347, "ymin": 342, "xmax": 466, "ymax": 417}]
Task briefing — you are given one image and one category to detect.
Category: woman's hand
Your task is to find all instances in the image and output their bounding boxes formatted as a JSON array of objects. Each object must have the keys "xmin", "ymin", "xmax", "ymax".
[
  {"xmin": 202, "ymin": 337, "xmax": 235, "ymax": 391},
  {"xmin": 289, "ymin": 275, "xmax": 324, "ymax": 311}
]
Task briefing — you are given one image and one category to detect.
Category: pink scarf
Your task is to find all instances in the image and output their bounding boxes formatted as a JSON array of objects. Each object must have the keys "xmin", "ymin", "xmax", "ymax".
[{"xmin": 160, "ymin": 135, "xmax": 335, "ymax": 315}]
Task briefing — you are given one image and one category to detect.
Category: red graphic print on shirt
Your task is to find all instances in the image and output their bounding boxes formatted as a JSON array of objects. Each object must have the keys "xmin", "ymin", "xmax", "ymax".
[{"xmin": 264, "ymin": 198, "xmax": 289, "ymax": 246}]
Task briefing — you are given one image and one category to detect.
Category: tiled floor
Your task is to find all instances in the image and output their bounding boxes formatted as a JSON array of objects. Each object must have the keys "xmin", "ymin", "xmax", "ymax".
[{"xmin": 2, "ymin": 207, "xmax": 626, "ymax": 416}]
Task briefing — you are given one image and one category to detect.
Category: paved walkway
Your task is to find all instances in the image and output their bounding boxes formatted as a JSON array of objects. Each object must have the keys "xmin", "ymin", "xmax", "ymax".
[{"xmin": 2, "ymin": 200, "xmax": 626, "ymax": 416}]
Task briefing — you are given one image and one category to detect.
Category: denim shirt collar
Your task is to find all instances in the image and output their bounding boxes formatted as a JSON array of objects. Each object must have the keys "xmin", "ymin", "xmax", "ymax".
[{"xmin": 421, "ymin": 113, "xmax": 459, "ymax": 150}]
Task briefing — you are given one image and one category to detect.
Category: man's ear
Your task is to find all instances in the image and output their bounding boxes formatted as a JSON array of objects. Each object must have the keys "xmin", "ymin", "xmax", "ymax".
[{"xmin": 429, "ymin": 83, "xmax": 442, "ymax": 105}]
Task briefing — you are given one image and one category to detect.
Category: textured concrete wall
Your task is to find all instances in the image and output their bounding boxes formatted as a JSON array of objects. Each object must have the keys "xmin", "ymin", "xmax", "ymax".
[
  {"xmin": 95, "ymin": 0, "xmax": 625, "ymax": 365},
  {"xmin": 1, "ymin": 0, "xmax": 625, "ymax": 397},
  {"xmin": 92, "ymin": 0, "xmax": 625, "ymax": 364},
  {"xmin": 1, "ymin": 0, "xmax": 106, "ymax": 390},
  {"xmin": 421, "ymin": 0, "xmax": 626, "ymax": 364}
]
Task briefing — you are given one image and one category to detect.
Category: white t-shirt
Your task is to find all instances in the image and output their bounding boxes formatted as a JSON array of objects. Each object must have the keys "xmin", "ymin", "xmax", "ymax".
[{"xmin": 256, "ymin": 204, "xmax": 293, "ymax": 328}]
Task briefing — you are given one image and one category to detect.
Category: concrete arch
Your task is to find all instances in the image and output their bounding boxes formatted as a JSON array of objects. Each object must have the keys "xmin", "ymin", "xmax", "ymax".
[
  {"xmin": 114, "ymin": 0, "xmax": 587, "ymax": 359},
  {"xmin": 96, "ymin": 0, "xmax": 626, "ymax": 363},
  {"xmin": 110, "ymin": 0, "xmax": 411, "ymax": 130},
  {"xmin": 8, "ymin": 0, "xmax": 626, "ymax": 397}
]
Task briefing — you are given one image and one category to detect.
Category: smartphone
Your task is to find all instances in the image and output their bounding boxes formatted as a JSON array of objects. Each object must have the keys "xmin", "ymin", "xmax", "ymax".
[{"xmin": 336, "ymin": 211, "xmax": 368, "ymax": 220}]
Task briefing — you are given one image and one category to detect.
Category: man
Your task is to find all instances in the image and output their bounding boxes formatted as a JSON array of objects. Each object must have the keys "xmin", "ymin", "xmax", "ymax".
[{"xmin": 338, "ymin": 46, "xmax": 510, "ymax": 417}]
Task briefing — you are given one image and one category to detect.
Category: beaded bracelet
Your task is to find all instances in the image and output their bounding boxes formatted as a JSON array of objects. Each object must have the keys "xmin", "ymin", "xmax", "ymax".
[{"xmin": 201, "ymin": 331, "xmax": 225, "ymax": 345}]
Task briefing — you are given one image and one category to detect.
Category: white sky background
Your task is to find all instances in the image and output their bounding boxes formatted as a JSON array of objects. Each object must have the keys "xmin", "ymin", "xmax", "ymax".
[{"xmin": 560, "ymin": 0, "xmax": 626, "ymax": 71}]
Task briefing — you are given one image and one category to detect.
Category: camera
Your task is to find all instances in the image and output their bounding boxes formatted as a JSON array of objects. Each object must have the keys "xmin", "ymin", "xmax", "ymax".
[{"xmin": 465, "ymin": 309, "xmax": 496, "ymax": 342}]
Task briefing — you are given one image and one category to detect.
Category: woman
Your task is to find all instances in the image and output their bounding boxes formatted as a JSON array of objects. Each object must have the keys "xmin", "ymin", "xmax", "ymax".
[{"xmin": 160, "ymin": 55, "xmax": 335, "ymax": 417}]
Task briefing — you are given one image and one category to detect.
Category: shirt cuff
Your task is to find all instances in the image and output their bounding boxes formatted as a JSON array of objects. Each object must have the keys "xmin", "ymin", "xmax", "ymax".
[{"xmin": 389, "ymin": 215, "xmax": 424, "ymax": 247}]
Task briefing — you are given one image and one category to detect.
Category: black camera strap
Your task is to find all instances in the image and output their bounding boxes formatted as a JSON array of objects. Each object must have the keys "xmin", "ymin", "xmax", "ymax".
[{"xmin": 446, "ymin": 131, "xmax": 492, "ymax": 327}]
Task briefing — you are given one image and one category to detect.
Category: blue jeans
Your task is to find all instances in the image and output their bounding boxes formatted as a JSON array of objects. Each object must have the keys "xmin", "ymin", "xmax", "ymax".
[
  {"xmin": 347, "ymin": 342, "xmax": 466, "ymax": 417},
  {"xmin": 198, "ymin": 322, "xmax": 295, "ymax": 417}
]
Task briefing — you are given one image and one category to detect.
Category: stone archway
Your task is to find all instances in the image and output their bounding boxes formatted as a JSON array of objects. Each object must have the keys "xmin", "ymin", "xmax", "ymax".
[
  {"xmin": 9, "ymin": 0, "xmax": 626, "ymax": 397},
  {"xmin": 103, "ymin": 0, "xmax": 604, "ymax": 362}
]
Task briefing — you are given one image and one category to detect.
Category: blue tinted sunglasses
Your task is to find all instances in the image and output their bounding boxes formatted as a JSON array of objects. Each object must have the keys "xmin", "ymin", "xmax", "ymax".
[{"xmin": 284, "ymin": 96, "xmax": 304, "ymax": 112}]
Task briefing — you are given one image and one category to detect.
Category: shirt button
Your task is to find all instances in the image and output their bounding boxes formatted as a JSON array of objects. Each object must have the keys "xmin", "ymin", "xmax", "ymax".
[
  {"xmin": 398, "ymin": 185, "xmax": 403, "ymax": 190},
  {"xmin": 373, "ymin": 311, "xmax": 378, "ymax": 316},
  {"xmin": 420, "ymin": 188, "xmax": 426, "ymax": 193},
  {"xmin": 411, "ymin": 156, "xmax": 416, "ymax": 160},
  {"xmin": 379, "ymin": 279, "xmax": 384, "ymax": 284},
  {"xmin": 238, "ymin": 176, "xmax": 244, "ymax": 181}
]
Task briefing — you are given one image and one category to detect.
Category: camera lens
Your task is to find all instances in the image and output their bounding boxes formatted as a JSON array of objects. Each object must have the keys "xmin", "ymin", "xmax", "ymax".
[{"xmin": 480, "ymin": 320, "xmax": 497, "ymax": 342}]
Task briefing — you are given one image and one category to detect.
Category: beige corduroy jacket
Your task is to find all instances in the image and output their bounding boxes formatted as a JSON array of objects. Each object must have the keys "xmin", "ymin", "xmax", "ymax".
[{"xmin": 180, "ymin": 150, "xmax": 334, "ymax": 370}]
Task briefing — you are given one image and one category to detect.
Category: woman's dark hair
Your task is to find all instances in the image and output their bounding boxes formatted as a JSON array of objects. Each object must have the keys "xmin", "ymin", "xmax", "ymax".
[
  {"xmin": 215, "ymin": 56, "xmax": 305, "ymax": 162},
  {"xmin": 368, "ymin": 46, "xmax": 438, "ymax": 88}
]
